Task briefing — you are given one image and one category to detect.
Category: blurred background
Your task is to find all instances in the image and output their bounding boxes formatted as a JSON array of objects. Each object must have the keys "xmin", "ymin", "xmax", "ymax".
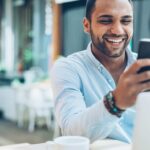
[{"xmin": 0, "ymin": 0, "xmax": 150, "ymax": 146}]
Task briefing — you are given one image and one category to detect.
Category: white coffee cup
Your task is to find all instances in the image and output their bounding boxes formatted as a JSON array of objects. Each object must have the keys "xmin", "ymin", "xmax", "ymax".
[{"xmin": 46, "ymin": 136, "xmax": 90, "ymax": 150}]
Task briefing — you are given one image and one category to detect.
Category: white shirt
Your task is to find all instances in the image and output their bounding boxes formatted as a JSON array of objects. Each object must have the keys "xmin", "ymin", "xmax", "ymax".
[{"xmin": 51, "ymin": 42, "xmax": 137, "ymax": 143}]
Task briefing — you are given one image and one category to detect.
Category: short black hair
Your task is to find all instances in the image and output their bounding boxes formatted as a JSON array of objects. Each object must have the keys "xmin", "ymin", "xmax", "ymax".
[{"xmin": 85, "ymin": 0, "xmax": 133, "ymax": 21}]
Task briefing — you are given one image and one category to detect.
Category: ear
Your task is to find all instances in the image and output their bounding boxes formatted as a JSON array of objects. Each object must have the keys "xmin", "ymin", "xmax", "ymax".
[{"xmin": 83, "ymin": 17, "xmax": 90, "ymax": 34}]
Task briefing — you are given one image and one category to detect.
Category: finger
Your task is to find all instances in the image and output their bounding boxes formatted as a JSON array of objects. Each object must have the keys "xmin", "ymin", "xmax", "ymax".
[
  {"xmin": 133, "ymin": 71, "xmax": 150, "ymax": 83},
  {"xmin": 125, "ymin": 59, "xmax": 150, "ymax": 74},
  {"xmin": 136, "ymin": 81, "xmax": 150, "ymax": 93}
]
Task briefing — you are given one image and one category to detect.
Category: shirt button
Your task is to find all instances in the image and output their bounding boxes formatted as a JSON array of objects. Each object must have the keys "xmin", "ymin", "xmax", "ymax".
[
  {"xmin": 98, "ymin": 66, "xmax": 102, "ymax": 72},
  {"xmin": 97, "ymin": 66, "xmax": 100, "ymax": 70}
]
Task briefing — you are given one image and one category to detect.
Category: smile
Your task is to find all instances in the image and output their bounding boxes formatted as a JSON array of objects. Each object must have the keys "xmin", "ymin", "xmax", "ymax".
[{"xmin": 105, "ymin": 38, "xmax": 124, "ymax": 43}]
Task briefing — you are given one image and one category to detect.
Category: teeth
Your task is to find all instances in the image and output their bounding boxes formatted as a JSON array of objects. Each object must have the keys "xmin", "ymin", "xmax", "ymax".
[{"xmin": 107, "ymin": 39, "xmax": 123, "ymax": 43}]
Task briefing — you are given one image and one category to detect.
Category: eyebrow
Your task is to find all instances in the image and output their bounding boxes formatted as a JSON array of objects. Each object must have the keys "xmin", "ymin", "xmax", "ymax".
[
  {"xmin": 122, "ymin": 15, "xmax": 133, "ymax": 19},
  {"xmin": 97, "ymin": 15, "xmax": 133, "ymax": 19},
  {"xmin": 97, "ymin": 15, "xmax": 113, "ymax": 18}
]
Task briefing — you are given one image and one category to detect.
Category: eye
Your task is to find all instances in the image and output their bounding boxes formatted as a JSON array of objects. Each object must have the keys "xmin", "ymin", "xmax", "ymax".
[
  {"xmin": 121, "ymin": 19, "xmax": 132, "ymax": 25},
  {"xmin": 97, "ymin": 19, "xmax": 112, "ymax": 25}
]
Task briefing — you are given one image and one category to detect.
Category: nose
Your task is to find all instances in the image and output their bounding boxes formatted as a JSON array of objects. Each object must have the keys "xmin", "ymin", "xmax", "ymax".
[{"xmin": 110, "ymin": 21, "xmax": 124, "ymax": 35}]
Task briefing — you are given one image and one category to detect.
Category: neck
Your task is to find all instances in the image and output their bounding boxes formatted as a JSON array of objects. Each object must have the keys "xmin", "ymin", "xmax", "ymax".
[
  {"xmin": 91, "ymin": 45, "xmax": 127, "ymax": 83},
  {"xmin": 102, "ymin": 54, "xmax": 127, "ymax": 73}
]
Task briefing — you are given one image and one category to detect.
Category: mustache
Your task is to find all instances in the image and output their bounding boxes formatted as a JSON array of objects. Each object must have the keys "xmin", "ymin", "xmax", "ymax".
[{"xmin": 103, "ymin": 34, "xmax": 128, "ymax": 39}]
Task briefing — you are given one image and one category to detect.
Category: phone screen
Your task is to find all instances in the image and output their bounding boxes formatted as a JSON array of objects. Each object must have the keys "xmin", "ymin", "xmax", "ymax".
[{"xmin": 137, "ymin": 39, "xmax": 150, "ymax": 74}]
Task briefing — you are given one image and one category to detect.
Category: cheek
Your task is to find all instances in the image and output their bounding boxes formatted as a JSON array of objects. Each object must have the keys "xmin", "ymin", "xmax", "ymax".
[
  {"xmin": 126, "ymin": 26, "xmax": 133, "ymax": 38},
  {"xmin": 91, "ymin": 23, "xmax": 107, "ymax": 37}
]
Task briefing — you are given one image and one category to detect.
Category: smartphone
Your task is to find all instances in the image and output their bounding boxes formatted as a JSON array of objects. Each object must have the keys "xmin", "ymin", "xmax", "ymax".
[{"xmin": 137, "ymin": 38, "xmax": 150, "ymax": 73}]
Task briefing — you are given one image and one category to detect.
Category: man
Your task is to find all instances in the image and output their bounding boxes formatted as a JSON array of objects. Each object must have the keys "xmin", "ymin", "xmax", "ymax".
[{"xmin": 51, "ymin": 0, "xmax": 150, "ymax": 143}]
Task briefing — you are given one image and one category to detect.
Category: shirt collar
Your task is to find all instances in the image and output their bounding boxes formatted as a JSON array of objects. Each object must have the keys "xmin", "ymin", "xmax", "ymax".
[{"xmin": 87, "ymin": 42, "xmax": 103, "ymax": 70}]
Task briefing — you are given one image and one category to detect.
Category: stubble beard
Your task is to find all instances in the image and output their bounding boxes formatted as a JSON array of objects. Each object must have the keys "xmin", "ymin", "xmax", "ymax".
[{"xmin": 90, "ymin": 29, "xmax": 130, "ymax": 58}]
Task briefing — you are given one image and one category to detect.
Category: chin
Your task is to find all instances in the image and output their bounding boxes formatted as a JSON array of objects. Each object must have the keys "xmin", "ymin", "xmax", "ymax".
[
  {"xmin": 110, "ymin": 54, "xmax": 123, "ymax": 58},
  {"xmin": 106, "ymin": 50, "xmax": 125, "ymax": 58}
]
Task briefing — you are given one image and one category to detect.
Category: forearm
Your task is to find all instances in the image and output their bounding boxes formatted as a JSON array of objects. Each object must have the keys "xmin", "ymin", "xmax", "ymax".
[{"xmin": 56, "ymin": 100, "xmax": 120, "ymax": 142}]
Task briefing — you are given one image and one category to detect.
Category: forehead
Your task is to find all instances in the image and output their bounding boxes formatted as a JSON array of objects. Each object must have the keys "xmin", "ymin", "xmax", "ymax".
[{"xmin": 93, "ymin": 0, "xmax": 133, "ymax": 17}]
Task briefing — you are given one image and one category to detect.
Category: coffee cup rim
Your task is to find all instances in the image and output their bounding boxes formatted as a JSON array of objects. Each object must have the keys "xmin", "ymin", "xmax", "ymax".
[{"xmin": 54, "ymin": 136, "xmax": 89, "ymax": 145}]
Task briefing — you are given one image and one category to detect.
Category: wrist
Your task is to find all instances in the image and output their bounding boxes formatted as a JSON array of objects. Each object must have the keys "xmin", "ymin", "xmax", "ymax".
[
  {"xmin": 104, "ymin": 91, "xmax": 125, "ymax": 118},
  {"xmin": 112, "ymin": 90, "xmax": 127, "ymax": 110}
]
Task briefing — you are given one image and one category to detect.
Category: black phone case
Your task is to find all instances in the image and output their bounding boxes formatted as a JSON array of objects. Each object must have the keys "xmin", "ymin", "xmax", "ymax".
[{"xmin": 137, "ymin": 39, "xmax": 150, "ymax": 74}]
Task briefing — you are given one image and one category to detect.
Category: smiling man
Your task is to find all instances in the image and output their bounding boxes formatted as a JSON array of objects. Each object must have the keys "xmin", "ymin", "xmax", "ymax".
[{"xmin": 51, "ymin": 0, "xmax": 150, "ymax": 143}]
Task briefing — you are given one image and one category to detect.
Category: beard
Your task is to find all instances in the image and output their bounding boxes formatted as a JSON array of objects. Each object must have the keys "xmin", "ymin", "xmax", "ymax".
[{"xmin": 90, "ymin": 29, "xmax": 130, "ymax": 58}]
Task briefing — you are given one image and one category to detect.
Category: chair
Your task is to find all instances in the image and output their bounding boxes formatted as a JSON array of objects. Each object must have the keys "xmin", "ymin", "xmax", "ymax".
[
  {"xmin": 15, "ymin": 84, "xmax": 54, "ymax": 132},
  {"xmin": 27, "ymin": 87, "xmax": 54, "ymax": 132},
  {"xmin": 15, "ymin": 83, "xmax": 61, "ymax": 138},
  {"xmin": 15, "ymin": 84, "xmax": 29, "ymax": 128}
]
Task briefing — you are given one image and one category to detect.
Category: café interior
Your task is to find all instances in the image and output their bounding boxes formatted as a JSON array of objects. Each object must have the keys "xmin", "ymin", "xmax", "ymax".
[{"xmin": 0, "ymin": 0, "xmax": 150, "ymax": 147}]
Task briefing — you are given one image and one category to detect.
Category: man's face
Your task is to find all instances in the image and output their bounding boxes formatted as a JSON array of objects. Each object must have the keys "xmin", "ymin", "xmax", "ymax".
[{"xmin": 84, "ymin": 0, "xmax": 133, "ymax": 58}]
